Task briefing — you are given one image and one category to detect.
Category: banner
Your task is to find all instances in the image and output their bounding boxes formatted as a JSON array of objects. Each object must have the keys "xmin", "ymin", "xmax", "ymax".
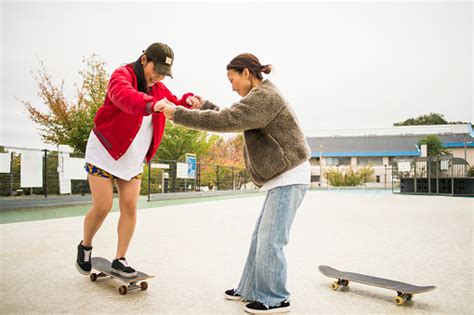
[
  {"xmin": 0, "ymin": 153, "xmax": 11, "ymax": 173},
  {"xmin": 21, "ymin": 151, "xmax": 43, "ymax": 188},
  {"xmin": 63, "ymin": 157, "xmax": 87, "ymax": 180}
]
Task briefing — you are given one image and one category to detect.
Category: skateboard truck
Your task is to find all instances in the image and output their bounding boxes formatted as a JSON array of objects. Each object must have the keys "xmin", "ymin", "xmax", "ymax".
[{"xmin": 90, "ymin": 272, "xmax": 149, "ymax": 295}]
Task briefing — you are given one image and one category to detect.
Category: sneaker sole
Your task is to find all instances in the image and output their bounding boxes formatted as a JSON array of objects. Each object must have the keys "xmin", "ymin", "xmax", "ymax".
[
  {"xmin": 111, "ymin": 268, "xmax": 137, "ymax": 278},
  {"xmin": 244, "ymin": 305, "xmax": 291, "ymax": 314},
  {"xmin": 75, "ymin": 262, "xmax": 91, "ymax": 275},
  {"xmin": 224, "ymin": 293, "xmax": 243, "ymax": 301}
]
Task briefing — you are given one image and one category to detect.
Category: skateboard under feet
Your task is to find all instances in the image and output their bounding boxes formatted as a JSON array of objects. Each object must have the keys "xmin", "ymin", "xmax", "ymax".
[{"xmin": 90, "ymin": 257, "xmax": 154, "ymax": 295}]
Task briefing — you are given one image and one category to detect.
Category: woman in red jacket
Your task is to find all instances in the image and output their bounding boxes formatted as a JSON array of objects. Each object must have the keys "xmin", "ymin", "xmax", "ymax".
[{"xmin": 76, "ymin": 43, "xmax": 200, "ymax": 277}]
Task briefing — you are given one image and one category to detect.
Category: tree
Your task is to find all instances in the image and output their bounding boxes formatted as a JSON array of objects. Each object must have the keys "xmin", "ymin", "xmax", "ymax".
[
  {"xmin": 394, "ymin": 113, "xmax": 448, "ymax": 126},
  {"xmin": 418, "ymin": 135, "xmax": 450, "ymax": 156},
  {"xmin": 22, "ymin": 55, "xmax": 109, "ymax": 154},
  {"xmin": 394, "ymin": 112, "xmax": 472, "ymax": 127},
  {"xmin": 156, "ymin": 122, "xmax": 216, "ymax": 162},
  {"xmin": 199, "ymin": 134, "xmax": 246, "ymax": 190},
  {"xmin": 144, "ymin": 122, "xmax": 217, "ymax": 194}
]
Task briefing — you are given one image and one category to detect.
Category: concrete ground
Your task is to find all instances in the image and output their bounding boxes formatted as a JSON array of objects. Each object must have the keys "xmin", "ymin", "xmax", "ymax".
[{"xmin": 0, "ymin": 190, "xmax": 472, "ymax": 314}]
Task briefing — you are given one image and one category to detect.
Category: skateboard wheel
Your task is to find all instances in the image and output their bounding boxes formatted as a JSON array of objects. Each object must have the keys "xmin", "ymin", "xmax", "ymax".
[
  {"xmin": 140, "ymin": 281, "xmax": 148, "ymax": 291},
  {"xmin": 394, "ymin": 296, "xmax": 406, "ymax": 305},
  {"xmin": 90, "ymin": 273, "xmax": 97, "ymax": 282},
  {"xmin": 331, "ymin": 282, "xmax": 340, "ymax": 290},
  {"xmin": 119, "ymin": 286, "xmax": 127, "ymax": 295},
  {"xmin": 340, "ymin": 280, "xmax": 349, "ymax": 287}
]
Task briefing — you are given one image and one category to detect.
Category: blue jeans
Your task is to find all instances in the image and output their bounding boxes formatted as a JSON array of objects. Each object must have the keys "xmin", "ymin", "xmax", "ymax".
[{"xmin": 235, "ymin": 184, "xmax": 309, "ymax": 306}]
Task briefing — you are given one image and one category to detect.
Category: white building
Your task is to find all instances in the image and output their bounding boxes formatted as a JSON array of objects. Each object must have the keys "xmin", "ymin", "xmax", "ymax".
[{"xmin": 306, "ymin": 124, "xmax": 474, "ymax": 187}]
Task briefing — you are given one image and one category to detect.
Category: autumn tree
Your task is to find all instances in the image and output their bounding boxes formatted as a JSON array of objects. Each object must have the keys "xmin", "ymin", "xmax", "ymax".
[
  {"xmin": 199, "ymin": 134, "xmax": 247, "ymax": 190},
  {"xmin": 22, "ymin": 55, "xmax": 108, "ymax": 154}
]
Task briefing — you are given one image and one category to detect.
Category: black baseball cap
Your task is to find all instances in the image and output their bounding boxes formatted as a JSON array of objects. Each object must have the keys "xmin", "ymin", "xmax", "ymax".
[{"xmin": 143, "ymin": 43, "xmax": 174, "ymax": 78}]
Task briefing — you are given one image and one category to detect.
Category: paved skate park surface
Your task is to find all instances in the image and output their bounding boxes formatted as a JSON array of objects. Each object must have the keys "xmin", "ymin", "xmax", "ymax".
[{"xmin": 1, "ymin": 190, "xmax": 472, "ymax": 314}]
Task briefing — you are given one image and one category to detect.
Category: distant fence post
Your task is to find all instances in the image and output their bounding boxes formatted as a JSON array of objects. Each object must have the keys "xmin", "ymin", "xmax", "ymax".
[
  {"xmin": 147, "ymin": 161, "xmax": 151, "ymax": 202},
  {"xmin": 231, "ymin": 167, "xmax": 235, "ymax": 190},
  {"xmin": 196, "ymin": 163, "xmax": 201, "ymax": 191},
  {"xmin": 9, "ymin": 152, "xmax": 13, "ymax": 196},
  {"xmin": 43, "ymin": 149, "xmax": 48, "ymax": 198},
  {"xmin": 216, "ymin": 165, "xmax": 219, "ymax": 191}
]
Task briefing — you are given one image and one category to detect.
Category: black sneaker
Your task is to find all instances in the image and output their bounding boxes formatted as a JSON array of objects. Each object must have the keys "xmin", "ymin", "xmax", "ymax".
[
  {"xmin": 224, "ymin": 289, "xmax": 243, "ymax": 301},
  {"xmin": 76, "ymin": 241, "xmax": 92, "ymax": 275},
  {"xmin": 111, "ymin": 257, "xmax": 137, "ymax": 278},
  {"xmin": 244, "ymin": 300, "xmax": 291, "ymax": 314}
]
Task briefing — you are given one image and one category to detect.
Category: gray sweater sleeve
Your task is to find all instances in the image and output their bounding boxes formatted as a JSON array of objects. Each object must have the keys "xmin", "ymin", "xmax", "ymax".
[{"xmin": 173, "ymin": 90, "xmax": 284, "ymax": 133}]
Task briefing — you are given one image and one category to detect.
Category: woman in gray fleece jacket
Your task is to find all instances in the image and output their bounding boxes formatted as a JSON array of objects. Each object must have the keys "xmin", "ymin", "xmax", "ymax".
[{"xmin": 161, "ymin": 53, "xmax": 310, "ymax": 314}]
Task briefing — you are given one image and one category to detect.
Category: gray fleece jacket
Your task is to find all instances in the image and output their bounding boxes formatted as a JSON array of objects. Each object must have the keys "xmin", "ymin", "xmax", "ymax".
[{"xmin": 173, "ymin": 80, "xmax": 310, "ymax": 187}]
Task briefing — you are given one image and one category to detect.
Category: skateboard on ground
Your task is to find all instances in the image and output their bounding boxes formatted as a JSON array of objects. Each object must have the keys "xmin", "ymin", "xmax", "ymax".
[
  {"xmin": 318, "ymin": 265, "xmax": 435, "ymax": 305},
  {"xmin": 90, "ymin": 257, "xmax": 154, "ymax": 295}
]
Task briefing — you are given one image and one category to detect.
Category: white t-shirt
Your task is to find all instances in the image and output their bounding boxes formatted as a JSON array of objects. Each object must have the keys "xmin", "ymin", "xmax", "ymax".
[
  {"xmin": 259, "ymin": 160, "xmax": 311, "ymax": 191},
  {"xmin": 85, "ymin": 115, "xmax": 153, "ymax": 180}
]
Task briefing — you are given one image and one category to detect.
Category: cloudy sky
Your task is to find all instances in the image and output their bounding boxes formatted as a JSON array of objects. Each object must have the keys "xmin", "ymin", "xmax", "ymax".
[{"xmin": 1, "ymin": 0, "xmax": 472, "ymax": 150}]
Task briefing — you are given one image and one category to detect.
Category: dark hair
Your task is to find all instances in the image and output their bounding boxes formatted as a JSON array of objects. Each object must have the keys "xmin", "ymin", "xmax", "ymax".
[
  {"xmin": 226, "ymin": 53, "xmax": 272, "ymax": 80},
  {"xmin": 130, "ymin": 55, "xmax": 148, "ymax": 94}
]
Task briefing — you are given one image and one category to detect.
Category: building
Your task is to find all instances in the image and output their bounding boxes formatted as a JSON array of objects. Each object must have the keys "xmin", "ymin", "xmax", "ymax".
[{"xmin": 306, "ymin": 124, "xmax": 474, "ymax": 187}]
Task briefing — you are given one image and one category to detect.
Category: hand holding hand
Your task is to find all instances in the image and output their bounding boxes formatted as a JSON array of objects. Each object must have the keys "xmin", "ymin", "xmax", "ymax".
[
  {"xmin": 163, "ymin": 104, "xmax": 177, "ymax": 120},
  {"xmin": 153, "ymin": 98, "xmax": 172, "ymax": 112},
  {"xmin": 186, "ymin": 96, "xmax": 202, "ymax": 109}
]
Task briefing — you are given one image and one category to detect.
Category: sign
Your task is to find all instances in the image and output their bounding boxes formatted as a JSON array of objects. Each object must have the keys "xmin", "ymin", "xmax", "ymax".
[
  {"xmin": 176, "ymin": 162, "xmax": 188, "ymax": 179},
  {"xmin": 186, "ymin": 154, "xmax": 196, "ymax": 179},
  {"xmin": 150, "ymin": 163, "xmax": 170, "ymax": 169},
  {"xmin": 397, "ymin": 161, "xmax": 411, "ymax": 172}
]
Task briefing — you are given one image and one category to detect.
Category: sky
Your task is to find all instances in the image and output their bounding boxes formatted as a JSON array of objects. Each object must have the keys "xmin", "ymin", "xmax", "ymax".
[{"xmin": 1, "ymin": 0, "xmax": 472, "ymax": 150}]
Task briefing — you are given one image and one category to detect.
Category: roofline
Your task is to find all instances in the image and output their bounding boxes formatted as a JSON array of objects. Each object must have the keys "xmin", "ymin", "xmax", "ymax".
[
  {"xmin": 311, "ymin": 151, "xmax": 421, "ymax": 158},
  {"xmin": 305, "ymin": 124, "xmax": 472, "ymax": 138},
  {"xmin": 443, "ymin": 142, "xmax": 474, "ymax": 148}
]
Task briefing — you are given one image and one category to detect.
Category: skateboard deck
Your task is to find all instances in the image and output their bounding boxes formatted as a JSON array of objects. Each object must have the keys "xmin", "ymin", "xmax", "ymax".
[
  {"xmin": 90, "ymin": 257, "xmax": 154, "ymax": 295},
  {"xmin": 318, "ymin": 265, "xmax": 435, "ymax": 305}
]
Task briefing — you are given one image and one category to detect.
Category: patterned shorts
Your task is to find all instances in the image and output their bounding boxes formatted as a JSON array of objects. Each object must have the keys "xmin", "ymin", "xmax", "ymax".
[{"xmin": 84, "ymin": 163, "xmax": 142, "ymax": 180}]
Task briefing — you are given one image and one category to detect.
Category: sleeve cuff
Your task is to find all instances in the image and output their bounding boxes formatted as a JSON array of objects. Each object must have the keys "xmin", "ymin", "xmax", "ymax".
[{"xmin": 145, "ymin": 102, "xmax": 153, "ymax": 114}]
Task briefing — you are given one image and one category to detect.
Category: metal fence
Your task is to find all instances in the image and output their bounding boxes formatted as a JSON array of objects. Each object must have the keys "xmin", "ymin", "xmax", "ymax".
[
  {"xmin": 392, "ymin": 155, "xmax": 474, "ymax": 195},
  {"xmin": 0, "ymin": 146, "xmax": 253, "ymax": 200}
]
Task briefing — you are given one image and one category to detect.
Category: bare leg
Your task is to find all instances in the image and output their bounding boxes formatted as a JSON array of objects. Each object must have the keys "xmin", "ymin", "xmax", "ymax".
[
  {"xmin": 82, "ymin": 175, "xmax": 114, "ymax": 247},
  {"xmin": 114, "ymin": 177, "xmax": 141, "ymax": 259}
]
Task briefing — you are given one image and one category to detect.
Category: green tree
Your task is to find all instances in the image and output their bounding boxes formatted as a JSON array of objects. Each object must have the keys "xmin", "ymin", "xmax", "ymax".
[
  {"xmin": 418, "ymin": 135, "xmax": 449, "ymax": 156},
  {"xmin": 22, "ymin": 55, "xmax": 108, "ymax": 154},
  {"xmin": 156, "ymin": 122, "xmax": 216, "ymax": 161},
  {"xmin": 143, "ymin": 122, "xmax": 217, "ymax": 194},
  {"xmin": 394, "ymin": 113, "xmax": 472, "ymax": 127},
  {"xmin": 394, "ymin": 113, "xmax": 448, "ymax": 126}
]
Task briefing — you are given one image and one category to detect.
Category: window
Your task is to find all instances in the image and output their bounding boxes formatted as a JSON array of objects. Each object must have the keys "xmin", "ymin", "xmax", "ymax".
[
  {"xmin": 326, "ymin": 157, "xmax": 351, "ymax": 166},
  {"xmin": 311, "ymin": 175, "xmax": 320, "ymax": 182},
  {"xmin": 357, "ymin": 157, "xmax": 383, "ymax": 166}
]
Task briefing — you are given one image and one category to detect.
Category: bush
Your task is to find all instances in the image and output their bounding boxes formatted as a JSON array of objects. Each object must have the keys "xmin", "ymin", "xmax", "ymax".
[{"xmin": 325, "ymin": 166, "xmax": 374, "ymax": 187}]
